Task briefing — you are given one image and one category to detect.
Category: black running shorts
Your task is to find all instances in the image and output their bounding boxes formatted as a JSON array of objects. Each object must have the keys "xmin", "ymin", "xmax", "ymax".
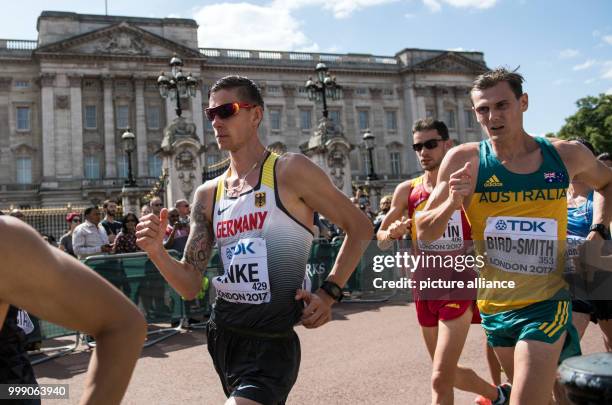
[{"xmin": 206, "ymin": 320, "xmax": 300, "ymax": 405}]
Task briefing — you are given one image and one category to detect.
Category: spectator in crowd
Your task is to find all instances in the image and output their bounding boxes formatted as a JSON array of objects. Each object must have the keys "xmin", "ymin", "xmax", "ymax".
[
  {"xmin": 112, "ymin": 213, "xmax": 141, "ymax": 254},
  {"xmin": 140, "ymin": 204, "xmax": 152, "ymax": 217},
  {"xmin": 9, "ymin": 209, "xmax": 25, "ymax": 221},
  {"xmin": 149, "ymin": 197, "xmax": 163, "ymax": 217},
  {"xmin": 59, "ymin": 213, "xmax": 81, "ymax": 257},
  {"xmin": 101, "ymin": 199, "xmax": 122, "ymax": 244},
  {"xmin": 163, "ymin": 208, "xmax": 190, "ymax": 254},
  {"xmin": 175, "ymin": 199, "xmax": 190, "ymax": 223},
  {"xmin": 72, "ymin": 206, "xmax": 111, "ymax": 259},
  {"xmin": 373, "ymin": 195, "xmax": 392, "ymax": 233},
  {"xmin": 598, "ymin": 152, "xmax": 612, "ymax": 168}
]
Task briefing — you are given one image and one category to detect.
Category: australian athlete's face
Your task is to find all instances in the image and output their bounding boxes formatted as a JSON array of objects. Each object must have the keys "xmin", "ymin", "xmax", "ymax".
[
  {"xmin": 471, "ymin": 81, "xmax": 528, "ymax": 141},
  {"xmin": 413, "ymin": 129, "xmax": 450, "ymax": 171},
  {"xmin": 209, "ymin": 89, "xmax": 261, "ymax": 152}
]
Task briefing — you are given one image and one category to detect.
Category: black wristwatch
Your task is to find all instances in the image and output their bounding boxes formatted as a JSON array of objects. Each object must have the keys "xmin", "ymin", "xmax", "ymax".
[
  {"xmin": 589, "ymin": 224, "xmax": 611, "ymax": 240},
  {"xmin": 320, "ymin": 280, "xmax": 343, "ymax": 302}
]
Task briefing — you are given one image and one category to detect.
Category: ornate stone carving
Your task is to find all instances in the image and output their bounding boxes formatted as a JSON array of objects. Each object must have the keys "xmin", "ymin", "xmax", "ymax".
[
  {"xmin": 281, "ymin": 83, "xmax": 296, "ymax": 97},
  {"xmin": 68, "ymin": 75, "xmax": 82, "ymax": 87},
  {"xmin": 327, "ymin": 144, "xmax": 347, "ymax": 190},
  {"xmin": 369, "ymin": 87, "xmax": 383, "ymax": 99},
  {"xmin": 175, "ymin": 149, "xmax": 196, "ymax": 171},
  {"xmin": 40, "ymin": 73, "xmax": 55, "ymax": 87},
  {"xmin": 55, "ymin": 95, "xmax": 70, "ymax": 109},
  {"xmin": 178, "ymin": 171, "xmax": 196, "ymax": 198},
  {"xmin": 98, "ymin": 31, "xmax": 148, "ymax": 55},
  {"xmin": 161, "ymin": 117, "xmax": 198, "ymax": 151}
]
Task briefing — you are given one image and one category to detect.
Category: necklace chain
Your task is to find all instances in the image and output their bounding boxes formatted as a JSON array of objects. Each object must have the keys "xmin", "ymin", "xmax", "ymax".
[{"xmin": 225, "ymin": 150, "xmax": 267, "ymax": 196}]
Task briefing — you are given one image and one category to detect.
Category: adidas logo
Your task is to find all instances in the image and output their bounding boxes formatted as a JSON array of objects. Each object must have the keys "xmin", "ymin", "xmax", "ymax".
[{"xmin": 484, "ymin": 175, "xmax": 503, "ymax": 187}]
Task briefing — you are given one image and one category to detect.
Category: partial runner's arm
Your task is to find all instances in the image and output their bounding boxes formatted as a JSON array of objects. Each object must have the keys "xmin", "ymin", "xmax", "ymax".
[
  {"xmin": 416, "ymin": 146, "xmax": 479, "ymax": 241},
  {"xmin": 0, "ymin": 216, "xmax": 146, "ymax": 405},
  {"xmin": 376, "ymin": 180, "xmax": 412, "ymax": 250},
  {"xmin": 136, "ymin": 183, "xmax": 215, "ymax": 300}
]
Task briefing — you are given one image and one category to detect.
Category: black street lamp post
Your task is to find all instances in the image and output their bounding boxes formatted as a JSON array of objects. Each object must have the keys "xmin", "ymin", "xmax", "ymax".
[
  {"xmin": 121, "ymin": 128, "xmax": 137, "ymax": 187},
  {"xmin": 305, "ymin": 62, "xmax": 342, "ymax": 119},
  {"xmin": 157, "ymin": 55, "xmax": 198, "ymax": 117},
  {"xmin": 362, "ymin": 129, "xmax": 377, "ymax": 180}
]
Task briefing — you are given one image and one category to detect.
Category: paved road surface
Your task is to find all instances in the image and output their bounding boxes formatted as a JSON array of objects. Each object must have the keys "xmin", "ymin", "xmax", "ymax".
[{"xmin": 35, "ymin": 301, "xmax": 607, "ymax": 404}]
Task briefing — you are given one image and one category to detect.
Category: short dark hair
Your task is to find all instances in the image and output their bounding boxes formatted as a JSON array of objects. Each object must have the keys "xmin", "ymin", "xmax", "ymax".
[
  {"xmin": 209, "ymin": 75, "xmax": 265, "ymax": 110},
  {"xmin": 412, "ymin": 118, "xmax": 449, "ymax": 140},
  {"xmin": 84, "ymin": 206, "xmax": 99, "ymax": 216},
  {"xmin": 471, "ymin": 67, "xmax": 524, "ymax": 100},
  {"xmin": 103, "ymin": 199, "xmax": 116, "ymax": 210},
  {"xmin": 574, "ymin": 138, "xmax": 597, "ymax": 156},
  {"xmin": 598, "ymin": 152, "xmax": 611, "ymax": 162}
]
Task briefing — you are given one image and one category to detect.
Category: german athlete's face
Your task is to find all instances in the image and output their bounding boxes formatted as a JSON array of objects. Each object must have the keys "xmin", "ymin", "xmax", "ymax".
[
  {"xmin": 209, "ymin": 89, "xmax": 262, "ymax": 152},
  {"xmin": 471, "ymin": 81, "xmax": 528, "ymax": 141},
  {"xmin": 413, "ymin": 129, "xmax": 451, "ymax": 172}
]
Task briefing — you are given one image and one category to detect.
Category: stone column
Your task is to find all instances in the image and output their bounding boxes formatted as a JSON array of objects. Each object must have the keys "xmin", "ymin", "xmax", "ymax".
[
  {"xmin": 69, "ymin": 75, "xmax": 83, "ymax": 179},
  {"xmin": 435, "ymin": 86, "xmax": 445, "ymax": 121},
  {"xmin": 134, "ymin": 77, "xmax": 147, "ymax": 177},
  {"xmin": 165, "ymin": 97, "xmax": 175, "ymax": 126},
  {"xmin": 193, "ymin": 89, "xmax": 205, "ymax": 145},
  {"xmin": 41, "ymin": 73, "xmax": 56, "ymax": 180},
  {"xmin": 456, "ymin": 87, "xmax": 466, "ymax": 144},
  {"xmin": 103, "ymin": 76, "xmax": 116, "ymax": 178}
]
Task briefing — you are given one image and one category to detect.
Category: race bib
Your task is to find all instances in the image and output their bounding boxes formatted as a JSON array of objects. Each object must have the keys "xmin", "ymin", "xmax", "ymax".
[
  {"xmin": 416, "ymin": 210, "xmax": 465, "ymax": 252},
  {"xmin": 565, "ymin": 235, "xmax": 585, "ymax": 273},
  {"xmin": 16, "ymin": 310, "xmax": 34, "ymax": 335},
  {"xmin": 484, "ymin": 216, "xmax": 558, "ymax": 275},
  {"xmin": 213, "ymin": 237, "xmax": 271, "ymax": 304}
]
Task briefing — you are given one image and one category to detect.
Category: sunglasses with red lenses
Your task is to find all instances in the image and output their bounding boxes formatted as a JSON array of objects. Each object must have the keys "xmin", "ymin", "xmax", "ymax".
[{"xmin": 205, "ymin": 102, "xmax": 256, "ymax": 121}]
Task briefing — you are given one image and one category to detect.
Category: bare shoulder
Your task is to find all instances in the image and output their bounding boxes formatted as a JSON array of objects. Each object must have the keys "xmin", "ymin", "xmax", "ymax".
[
  {"xmin": 393, "ymin": 179, "xmax": 413, "ymax": 199},
  {"xmin": 439, "ymin": 142, "xmax": 480, "ymax": 175},
  {"xmin": 548, "ymin": 137, "xmax": 595, "ymax": 176},
  {"xmin": 275, "ymin": 152, "xmax": 316, "ymax": 176},
  {"xmin": 191, "ymin": 179, "xmax": 217, "ymax": 221}
]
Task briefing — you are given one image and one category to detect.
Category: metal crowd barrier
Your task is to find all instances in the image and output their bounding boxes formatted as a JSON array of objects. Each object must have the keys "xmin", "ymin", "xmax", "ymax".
[
  {"xmin": 28, "ymin": 319, "xmax": 81, "ymax": 366},
  {"xmin": 83, "ymin": 251, "xmax": 190, "ymax": 348}
]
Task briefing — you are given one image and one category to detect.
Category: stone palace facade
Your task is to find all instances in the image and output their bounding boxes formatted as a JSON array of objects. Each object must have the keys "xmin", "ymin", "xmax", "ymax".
[{"xmin": 0, "ymin": 11, "xmax": 487, "ymax": 208}]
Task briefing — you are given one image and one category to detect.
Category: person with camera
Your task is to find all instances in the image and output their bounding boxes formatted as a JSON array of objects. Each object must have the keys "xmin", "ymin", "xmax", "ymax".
[{"xmin": 164, "ymin": 208, "xmax": 190, "ymax": 255}]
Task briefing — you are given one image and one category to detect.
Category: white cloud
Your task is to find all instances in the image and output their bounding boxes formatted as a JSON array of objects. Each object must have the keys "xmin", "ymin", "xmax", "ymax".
[
  {"xmin": 193, "ymin": 3, "xmax": 318, "ymax": 51},
  {"xmin": 272, "ymin": 0, "xmax": 399, "ymax": 19},
  {"xmin": 448, "ymin": 47, "xmax": 465, "ymax": 51},
  {"xmin": 602, "ymin": 61, "xmax": 612, "ymax": 80},
  {"xmin": 573, "ymin": 59, "xmax": 596, "ymax": 71},
  {"xmin": 603, "ymin": 35, "xmax": 612, "ymax": 45},
  {"xmin": 442, "ymin": 0, "xmax": 498, "ymax": 8},
  {"xmin": 405, "ymin": 12, "xmax": 416, "ymax": 18},
  {"xmin": 423, "ymin": 0, "xmax": 442, "ymax": 11},
  {"xmin": 559, "ymin": 49, "xmax": 579, "ymax": 59},
  {"xmin": 606, "ymin": 88, "xmax": 612, "ymax": 95},
  {"xmin": 584, "ymin": 78, "xmax": 597, "ymax": 84}
]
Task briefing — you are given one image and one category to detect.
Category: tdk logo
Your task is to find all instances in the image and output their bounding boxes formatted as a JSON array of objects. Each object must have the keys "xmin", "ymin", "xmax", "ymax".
[
  {"xmin": 233, "ymin": 242, "xmax": 255, "ymax": 255},
  {"xmin": 495, "ymin": 220, "xmax": 507, "ymax": 231},
  {"xmin": 506, "ymin": 219, "xmax": 546, "ymax": 233}
]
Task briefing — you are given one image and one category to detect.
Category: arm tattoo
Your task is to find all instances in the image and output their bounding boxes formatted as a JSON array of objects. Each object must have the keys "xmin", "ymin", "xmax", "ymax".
[{"xmin": 182, "ymin": 199, "xmax": 214, "ymax": 275}]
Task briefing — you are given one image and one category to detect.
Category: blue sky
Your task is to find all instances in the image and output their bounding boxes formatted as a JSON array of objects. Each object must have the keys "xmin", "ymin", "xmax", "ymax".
[{"xmin": 2, "ymin": 0, "xmax": 611, "ymax": 136}]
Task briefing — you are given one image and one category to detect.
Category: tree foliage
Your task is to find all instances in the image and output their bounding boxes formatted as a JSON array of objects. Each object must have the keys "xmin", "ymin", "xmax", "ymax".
[{"xmin": 557, "ymin": 93, "xmax": 612, "ymax": 154}]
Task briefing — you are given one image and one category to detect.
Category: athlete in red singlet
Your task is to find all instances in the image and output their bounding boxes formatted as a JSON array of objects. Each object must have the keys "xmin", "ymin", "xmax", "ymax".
[{"xmin": 377, "ymin": 119, "xmax": 504, "ymax": 405}]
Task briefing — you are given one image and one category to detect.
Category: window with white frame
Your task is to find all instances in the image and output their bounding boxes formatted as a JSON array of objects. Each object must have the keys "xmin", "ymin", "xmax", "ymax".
[
  {"xmin": 300, "ymin": 109, "xmax": 312, "ymax": 130},
  {"xmin": 84, "ymin": 156, "xmax": 101, "ymax": 179},
  {"xmin": 84, "ymin": 105, "xmax": 97, "ymax": 129},
  {"xmin": 386, "ymin": 110, "xmax": 397, "ymax": 131},
  {"xmin": 383, "ymin": 88, "xmax": 394, "ymax": 96},
  {"xmin": 16, "ymin": 157, "xmax": 32, "ymax": 184},
  {"xmin": 117, "ymin": 154, "xmax": 129, "ymax": 179},
  {"xmin": 465, "ymin": 109, "xmax": 475, "ymax": 129},
  {"xmin": 148, "ymin": 154, "xmax": 162, "ymax": 177},
  {"xmin": 269, "ymin": 108, "xmax": 281, "ymax": 130},
  {"xmin": 146, "ymin": 105, "xmax": 160, "ymax": 129},
  {"xmin": 16, "ymin": 107, "xmax": 30, "ymax": 131},
  {"xmin": 14, "ymin": 80, "xmax": 30, "ymax": 89},
  {"xmin": 358, "ymin": 110, "xmax": 370, "ymax": 130},
  {"xmin": 356, "ymin": 87, "xmax": 367, "ymax": 95},
  {"xmin": 116, "ymin": 105, "xmax": 129, "ymax": 128},
  {"xmin": 267, "ymin": 85, "xmax": 281, "ymax": 94},
  {"xmin": 446, "ymin": 109, "xmax": 456, "ymax": 129},
  {"xmin": 329, "ymin": 110, "xmax": 341, "ymax": 126},
  {"xmin": 390, "ymin": 152, "xmax": 401, "ymax": 176}
]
